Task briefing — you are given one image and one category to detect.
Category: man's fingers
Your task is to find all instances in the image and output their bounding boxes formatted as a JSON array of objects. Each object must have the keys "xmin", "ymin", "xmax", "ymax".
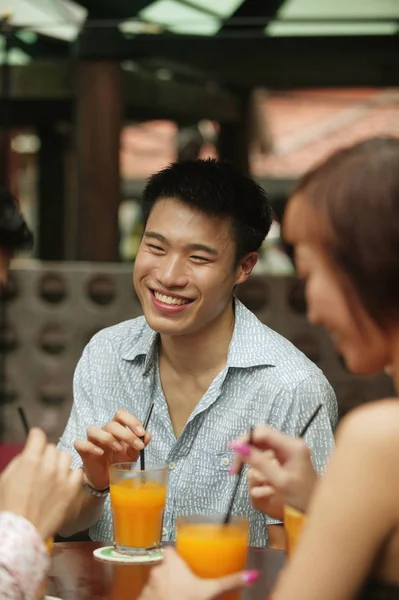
[
  {"xmin": 103, "ymin": 421, "xmax": 144, "ymax": 450},
  {"xmin": 112, "ymin": 410, "xmax": 145, "ymax": 437},
  {"xmin": 86, "ymin": 426, "xmax": 124, "ymax": 452},
  {"xmin": 74, "ymin": 439, "xmax": 105, "ymax": 457}
]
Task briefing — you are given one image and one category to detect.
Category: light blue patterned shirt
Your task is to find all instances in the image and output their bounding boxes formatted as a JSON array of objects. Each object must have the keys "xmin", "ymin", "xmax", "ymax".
[{"xmin": 58, "ymin": 299, "xmax": 337, "ymax": 546}]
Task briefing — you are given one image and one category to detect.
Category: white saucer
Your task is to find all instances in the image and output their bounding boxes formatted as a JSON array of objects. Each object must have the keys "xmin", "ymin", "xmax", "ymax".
[{"xmin": 93, "ymin": 546, "xmax": 164, "ymax": 564}]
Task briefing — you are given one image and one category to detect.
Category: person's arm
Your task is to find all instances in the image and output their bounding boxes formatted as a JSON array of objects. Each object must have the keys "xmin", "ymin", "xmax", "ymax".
[
  {"xmin": 58, "ymin": 342, "xmax": 151, "ymax": 537},
  {"xmin": 0, "ymin": 429, "xmax": 82, "ymax": 600},
  {"xmin": 231, "ymin": 428, "xmax": 318, "ymax": 520},
  {"xmin": 0, "ymin": 512, "xmax": 49, "ymax": 600},
  {"xmin": 273, "ymin": 400, "xmax": 399, "ymax": 600},
  {"xmin": 57, "ymin": 344, "xmax": 108, "ymax": 536},
  {"xmin": 261, "ymin": 374, "xmax": 336, "ymax": 544}
]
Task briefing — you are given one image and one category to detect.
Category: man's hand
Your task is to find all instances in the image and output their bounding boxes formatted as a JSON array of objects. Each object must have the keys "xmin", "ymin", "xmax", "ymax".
[
  {"xmin": 230, "ymin": 425, "xmax": 318, "ymax": 515},
  {"xmin": 0, "ymin": 428, "xmax": 83, "ymax": 540},
  {"xmin": 74, "ymin": 409, "xmax": 151, "ymax": 490},
  {"xmin": 138, "ymin": 548, "xmax": 258, "ymax": 600}
]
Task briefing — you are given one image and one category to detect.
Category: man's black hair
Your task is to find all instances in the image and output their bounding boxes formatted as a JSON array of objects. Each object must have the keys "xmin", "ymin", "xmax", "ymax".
[{"xmin": 141, "ymin": 159, "xmax": 273, "ymax": 263}]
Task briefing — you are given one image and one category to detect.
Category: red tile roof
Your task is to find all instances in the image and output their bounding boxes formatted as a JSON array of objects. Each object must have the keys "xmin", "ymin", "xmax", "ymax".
[{"xmin": 120, "ymin": 88, "xmax": 399, "ymax": 180}]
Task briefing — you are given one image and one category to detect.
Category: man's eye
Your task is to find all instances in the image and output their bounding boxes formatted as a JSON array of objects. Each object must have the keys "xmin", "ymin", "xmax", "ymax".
[
  {"xmin": 148, "ymin": 244, "xmax": 164, "ymax": 252},
  {"xmin": 191, "ymin": 256, "xmax": 209, "ymax": 262}
]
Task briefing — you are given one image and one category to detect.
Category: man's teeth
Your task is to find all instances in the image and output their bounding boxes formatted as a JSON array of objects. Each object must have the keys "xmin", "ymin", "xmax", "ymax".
[{"xmin": 154, "ymin": 291, "xmax": 190, "ymax": 306}]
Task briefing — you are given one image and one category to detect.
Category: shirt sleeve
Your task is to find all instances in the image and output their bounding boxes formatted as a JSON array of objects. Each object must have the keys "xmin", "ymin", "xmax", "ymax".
[
  {"xmin": 57, "ymin": 343, "xmax": 96, "ymax": 469},
  {"xmin": 265, "ymin": 373, "xmax": 338, "ymax": 526},
  {"xmin": 0, "ymin": 512, "xmax": 50, "ymax": 600}
]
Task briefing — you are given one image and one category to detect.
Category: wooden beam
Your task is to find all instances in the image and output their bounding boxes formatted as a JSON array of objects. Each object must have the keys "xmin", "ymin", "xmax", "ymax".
[
  {"xmin": 75, "ymin": 33, "xmax": 399, "ymax": 88},
  {"xmin": 0, "ymin": 62, "xmax": 239, "ymax": 123}
]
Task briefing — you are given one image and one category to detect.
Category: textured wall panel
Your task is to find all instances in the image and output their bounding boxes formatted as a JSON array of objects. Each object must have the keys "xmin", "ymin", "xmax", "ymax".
[{"xmin": 2, "ymin": 266, "xmax": 393, "ymax": 442}]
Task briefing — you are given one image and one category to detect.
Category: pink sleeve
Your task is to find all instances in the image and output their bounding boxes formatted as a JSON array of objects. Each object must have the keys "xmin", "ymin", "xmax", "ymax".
[{"xmin": 0, "ymin": 512, "xmax": 50, "ymax": 600}]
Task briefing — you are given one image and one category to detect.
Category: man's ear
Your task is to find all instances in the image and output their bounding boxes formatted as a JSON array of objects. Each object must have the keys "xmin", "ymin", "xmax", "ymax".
[{"xmin": 235, "ymin": 252, "xmax": 258, "ymax": 285}]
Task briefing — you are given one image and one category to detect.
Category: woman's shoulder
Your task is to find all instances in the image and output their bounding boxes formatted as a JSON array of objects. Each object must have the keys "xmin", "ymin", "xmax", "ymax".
[{"xmin": 337, "ymin": 398, "xmax": 399, "ymax": 450}]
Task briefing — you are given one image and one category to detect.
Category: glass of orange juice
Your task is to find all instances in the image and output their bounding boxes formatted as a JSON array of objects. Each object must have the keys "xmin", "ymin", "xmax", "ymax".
[
  {"xmin": 176, "ymin": 515, "xmax": 249, "ymax": 600},
  {"xmin": 109, "ymin": 462, "xmax": 168, "ymax": 556},
  {"xmin": 284, "ymin": 505, "xmax": 306, "ymax": 558},
  {"xmin": 35, "ymin": 536, "xmax": 54, "ymax": 599}
]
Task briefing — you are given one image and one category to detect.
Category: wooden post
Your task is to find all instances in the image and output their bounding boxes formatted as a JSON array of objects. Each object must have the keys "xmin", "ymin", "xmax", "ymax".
[
  {"xmin": 74, "ymin": 61, "xmax": 123, "ymax": 261},
  {"xmin": 37, "ymin": 124, "xmax": 65, "ymax": 260},
  {"xmin": 217, "ymin": 93, "xmax": 251, "ymax": 175}
]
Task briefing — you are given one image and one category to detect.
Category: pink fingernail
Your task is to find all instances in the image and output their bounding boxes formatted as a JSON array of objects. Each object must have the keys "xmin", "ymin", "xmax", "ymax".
[
  {"xmin": 243, "ymin": 570, "xmax": 260, "ymax": 584},
  {"xmin": 233, "ymin": 443, "xmax": 251, "ymax": 458}
]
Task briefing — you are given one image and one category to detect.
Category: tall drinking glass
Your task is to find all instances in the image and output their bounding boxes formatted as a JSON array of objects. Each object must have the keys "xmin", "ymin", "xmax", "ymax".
[
  {"xmin": 109, "ymin": 463, "xmax": 168, "ymax": 556},
  {"xmin": 284, "ymin": 505, "xmax": 306, "ymax": 558},
  {"xmin": 176, "ymin": 515, "xmax": 249, "ymax": 600}
]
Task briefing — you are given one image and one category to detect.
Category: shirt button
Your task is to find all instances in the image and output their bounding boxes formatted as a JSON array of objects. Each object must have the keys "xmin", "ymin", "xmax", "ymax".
[
  {"xmin": 221, "ymin": 456, "xmax": 230, "ymax": 467},
  {"xmin": 162, "ymin": 527, "xmax": 167, "ymax": 537},
  {"xmin": 168, "ymin": 461, "xmax": 176, "ymax": 470}
]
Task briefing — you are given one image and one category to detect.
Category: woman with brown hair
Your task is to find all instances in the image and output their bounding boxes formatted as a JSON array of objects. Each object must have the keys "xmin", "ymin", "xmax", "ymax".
[{"xmin": 140, "ymin": 137, "xmax": 399, "ymax": 600}]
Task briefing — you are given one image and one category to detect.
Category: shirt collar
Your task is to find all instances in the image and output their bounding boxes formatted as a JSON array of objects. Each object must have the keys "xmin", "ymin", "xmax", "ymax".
[
  {"xmin": 120, "ymin": 298, "xmax": 277, "ymax": 372},
  {"xmin": 227, "ymin": 299, "xmax": 277, "ymax": 369},
  {"xmin": 121, "ymin": 321, "xmax": 158, "ymax": 374}
]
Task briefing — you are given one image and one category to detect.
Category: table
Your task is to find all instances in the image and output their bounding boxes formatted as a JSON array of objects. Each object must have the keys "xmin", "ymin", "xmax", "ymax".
[{"xmin": 47, "ymin": 542, "xmax": 285, "ymax": 600}]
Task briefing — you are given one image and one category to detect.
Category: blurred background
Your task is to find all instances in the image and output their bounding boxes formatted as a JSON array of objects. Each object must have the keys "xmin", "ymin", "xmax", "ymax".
[{"xmin": 0, "ymin": 0, "xmax": 398, "ymax": 450}]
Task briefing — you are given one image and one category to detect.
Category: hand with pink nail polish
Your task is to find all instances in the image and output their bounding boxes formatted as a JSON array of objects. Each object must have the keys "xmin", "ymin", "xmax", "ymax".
[
  {"xmin": 230, "ymin": 425, "xmax": 318, "ymax": 518},
  {"xmin": 138, "ymin": 547, "xmax": 259, "ymax": 600},
  {"xmin": 74, "ymin": 409, "xmax": 152, "ymax": 491}
]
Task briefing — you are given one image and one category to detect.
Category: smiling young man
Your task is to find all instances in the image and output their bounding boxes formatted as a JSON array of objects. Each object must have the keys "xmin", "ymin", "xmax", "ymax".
[{"xmin": 58, "ymin": 159, "xmax": 337, "ymax": 548}]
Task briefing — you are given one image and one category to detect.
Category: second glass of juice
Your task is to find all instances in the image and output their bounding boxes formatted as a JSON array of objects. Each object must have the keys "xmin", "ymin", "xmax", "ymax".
[
  {"xmin": 284, "ymin": 504, "xmax": 306, "ymax": 558},
  {"xmin": 109, "ymin": 463, "xmax": 168, "ymax": 555},
  {"xmin": 176, "ymin": 515, "xmax": 249, "ymax": 600}
]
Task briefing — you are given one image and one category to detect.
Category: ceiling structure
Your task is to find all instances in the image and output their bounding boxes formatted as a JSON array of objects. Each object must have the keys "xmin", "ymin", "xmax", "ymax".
[{"xmin": 0, "ymin": 0, "xmax": 397, "ymax": 87}]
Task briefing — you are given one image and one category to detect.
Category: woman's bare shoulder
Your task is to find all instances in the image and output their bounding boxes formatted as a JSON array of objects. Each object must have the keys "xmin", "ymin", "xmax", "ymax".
[{"xmin": 337, "ymin": 398, "xmax": 399, "ymax": 448}]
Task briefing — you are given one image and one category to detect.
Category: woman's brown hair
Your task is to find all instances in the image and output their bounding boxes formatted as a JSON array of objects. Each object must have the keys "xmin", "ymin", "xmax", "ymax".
[{"xmin": 290, "ymin": 137, "xmax": 399, "ymax": 328}]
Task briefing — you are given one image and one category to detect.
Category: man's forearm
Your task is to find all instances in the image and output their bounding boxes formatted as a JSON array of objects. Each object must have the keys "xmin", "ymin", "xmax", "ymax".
[{"xmin": 58, "ymin": 487, "xmax": 106, "ymax": 537}]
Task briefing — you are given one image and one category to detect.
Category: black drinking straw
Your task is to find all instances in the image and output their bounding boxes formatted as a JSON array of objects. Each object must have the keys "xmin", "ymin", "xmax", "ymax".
[
  {"xmin": 299, "ymin": 404, "xmax": 323, "ymax": 438},
  {"xmin": 224, "ymin": 425, "xmax": 254, "ymax": 524},
  {"xmin": 17, "ymin": 406, "xmax": 30, "ymax": 438},
  {"xmin": 140, "ymin": 402, "xmax": 154, "ymax": 471}
]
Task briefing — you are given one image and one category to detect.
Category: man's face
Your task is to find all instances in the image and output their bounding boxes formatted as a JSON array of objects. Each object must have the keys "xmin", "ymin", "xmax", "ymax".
[{"xmin": 133, "ymin": 198, "xmax": 257, "ymax": 337}]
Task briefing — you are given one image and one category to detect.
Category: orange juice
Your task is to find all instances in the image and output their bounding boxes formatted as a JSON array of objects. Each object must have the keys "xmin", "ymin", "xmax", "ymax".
[
  {"xmin": 284, "ymin": 505, "xmax": 306, "ymax": 558},
  {"xmin": 176, "ymin": 517, "xmax": 248, "ymax": 600},
  {"xmin": 35, "ymin": 537, "xmax": 54, "ymax": 599},
  {"xmin": 110, "ymin": 479, "xmax": 167, "ymax": 549}
]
